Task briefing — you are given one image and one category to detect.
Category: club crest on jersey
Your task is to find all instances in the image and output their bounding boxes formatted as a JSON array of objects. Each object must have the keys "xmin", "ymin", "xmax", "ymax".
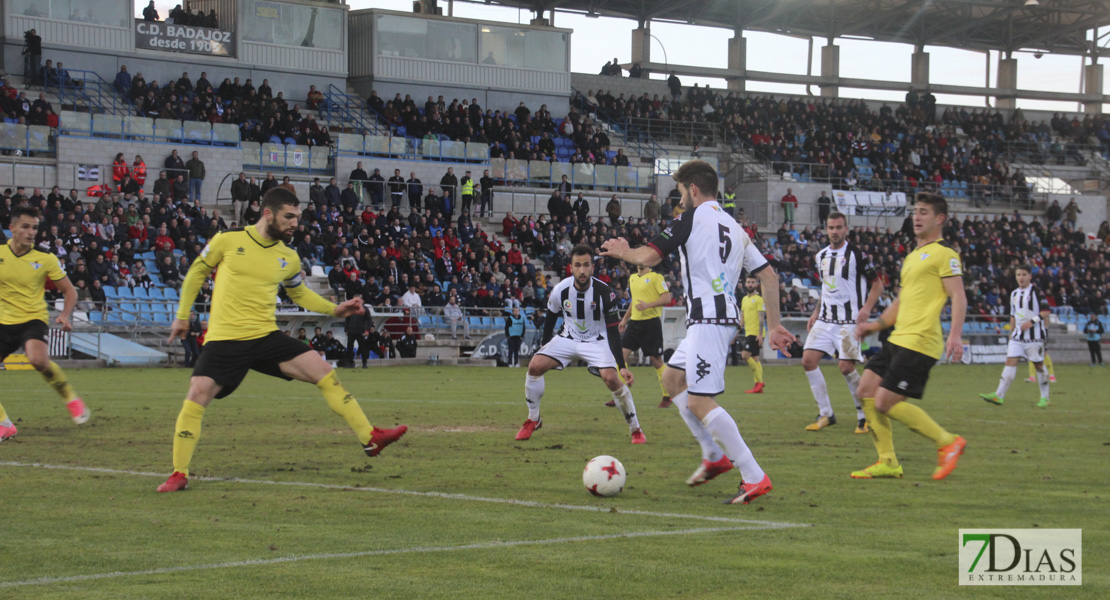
[
  {"xmin": 278, "ymin": 258, "xmax": 288, "ymax": 269},
  {"xmin": 563, "ymin": 299, "xmax": 573, "ymax": 312},
  {"xmin": 30, "ymin": 262, "xmax": 42, "ymax": 270},
  {"xmin": 919, "ymin": 253, "xmax": 929, "ymax": 261}
]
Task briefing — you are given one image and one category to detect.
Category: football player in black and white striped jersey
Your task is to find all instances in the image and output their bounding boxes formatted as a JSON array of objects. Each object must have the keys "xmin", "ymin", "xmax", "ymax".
[
  {"xmin": 603, "ymin": 160, "xmax": 796, "ymax": 505},
  {"xmin": 515, "ymin": 244, "xmax": 645, "ymax": 444},
  {"xmin": 980, "ymin": 264, "xmax": 1052, "ymax": 408},
  {"xmin": 802, "ymin": 212, "xmax": 884, "ymax": 433}
]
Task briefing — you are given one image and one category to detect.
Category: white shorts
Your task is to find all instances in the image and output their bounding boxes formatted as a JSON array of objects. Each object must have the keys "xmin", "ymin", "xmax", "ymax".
[
  {"xmin": 803, "ymin": 320, "xmax": 862, "ymax": 362},
  {"xmin": 1007, "ymin": 339, "xmax": 1045, "ymax": 362},
  {"xmin": 667, "ymin": 324, "xmax": 735, "ymax": 396},
  {"xmin": 535, "ymin": 336, "xmax": 618, "ymax": 371}
]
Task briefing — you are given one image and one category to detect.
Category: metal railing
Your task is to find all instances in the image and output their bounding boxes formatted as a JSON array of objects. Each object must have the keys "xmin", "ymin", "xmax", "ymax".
[
  {"xmin": 0, "ymin": 123, "xmax": 55, "ymax": 156},
  {"xmin": 47, "ymin": 69, "xmax": 136, "ymax": 117},
  {"xmin": 623, "ymin": 116, "xmax": 720, "ymax": 147},
  {"xmin": 58, "ymin": 111, "xmax": 241, "ymax": 147},
  {"xmin": 241, "ymin": 142, "xmax": 333, "ymax": 175},
  {"xmin": 322, "ymin": 83, "xmax": 387, "ymax": 137},
  {"xmin": 571, "ymin": 87, "xmax": 667, "ymax": 161}
]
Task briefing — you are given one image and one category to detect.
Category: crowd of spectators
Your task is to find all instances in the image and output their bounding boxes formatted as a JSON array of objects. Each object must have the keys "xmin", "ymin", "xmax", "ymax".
[
  {"xmin": 142, "ymin": 2, "xmax": 218, "ymax": 28},
  {"xmin": 573, "ymin": 83, "xmax": 1110, "ymax": 202},
  {"xmin": 111, "ymin": 65, "xmax": 333, "ymax": 148},
  {"xmin": 366, "ymin": 90, "xmax": 631, "ymax": 168}
]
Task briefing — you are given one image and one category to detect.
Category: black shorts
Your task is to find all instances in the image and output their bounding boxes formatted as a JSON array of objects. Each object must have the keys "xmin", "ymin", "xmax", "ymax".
[
  {"xmin": 743, "ymin": 335, "xmax": 761, "ymax": 357},
  {"xmin": 0, "ymin": 320, "xmax": 49, "ymax": 360},
  {"xmin": 193, "ymin": 331, "xmax": 314, "ymax": 399},
  {"xmin": 621, "ymin": 319, "xmax": 664, "ymax": 357},
  {"xmin": 864, "ymin": 342, "xmax": 937, "ymax": 400}
]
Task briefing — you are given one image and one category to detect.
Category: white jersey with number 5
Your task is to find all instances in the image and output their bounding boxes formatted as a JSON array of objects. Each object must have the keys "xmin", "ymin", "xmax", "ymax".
[{"xmin": 648, "ymin": 201, "xmax": 768, "ymax": 326}]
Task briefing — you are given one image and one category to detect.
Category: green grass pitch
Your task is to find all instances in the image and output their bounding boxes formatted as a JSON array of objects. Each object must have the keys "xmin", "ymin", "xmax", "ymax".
[{"xmin": 0, "ymin": 363, "xmax": 1106, "ymax": 598}]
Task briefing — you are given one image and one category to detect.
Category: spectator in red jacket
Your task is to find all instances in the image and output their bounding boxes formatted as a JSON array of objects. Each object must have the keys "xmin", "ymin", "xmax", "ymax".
[
  {"xmin": 506, "ymin": 243, "xmax": 523, "ymax": 266},
  {"xmin": 129, "ymin": 216, "xmax": 150, "ymax": 250},
  {"xmin": 112, "ymin": 153, "xmax": 129, "ymax": 188},
  {"xmin": 132, "ymin": 155, "xmax": 147, "ymax": 187},
  {"xmin": 153, "ymin": 225, "xmax": 175, "ymax": 252},
  {"xmin": 502, "ymin": 211, "xmax": 518, "ymax": 236}
]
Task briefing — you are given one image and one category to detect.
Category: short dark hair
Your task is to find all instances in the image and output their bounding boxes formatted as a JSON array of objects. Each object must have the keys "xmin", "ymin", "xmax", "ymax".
[
  {"xmin": 913, "ymin": 192, "xmax": 948, "ymax": 217},
  {"xmin": 10, "ymin": 205, "xmax": 40, "ymax": 224},
  {"xmin": 1015, "ymin": 263, "xmax": 1033, "ymax": 274},
  {"xmin": 261, "ymin": 187, "xmax": 299, "ymax": 215},
  {"xmin": 826, "ymin": 211, "xmax": 848, "ymax": 225},
  {"xmin": 571, "ymin": 244, "xmax": 594, "ymax": 259},
  {"xmin": 672, "ymin": 159, "xmax": 718, "ymax": 198}
]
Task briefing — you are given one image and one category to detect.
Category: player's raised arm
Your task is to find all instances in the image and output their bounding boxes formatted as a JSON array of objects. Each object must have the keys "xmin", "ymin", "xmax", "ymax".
[{"xmin": 170, "ymin": 234, "xmax": 224, "ymax": 342}]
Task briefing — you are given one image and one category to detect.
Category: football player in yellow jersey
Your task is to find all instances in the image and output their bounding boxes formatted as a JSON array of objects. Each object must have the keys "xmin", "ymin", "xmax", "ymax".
[
  {"xmin": 617, "ymin": 264, "xmax": 673, "ymax": 408},
  {"xmin": 157, "ymin": 188, "xmax": 408, "ymax": 492},
  {"xmin": 740, "ymin": 276, "xmax": 766, "ymax": 393},
  {"xmin": 0, "ymin": 206, "xmax": 90, "ymax": 443},
  {"xmin": 852, "ymin": 193, "xmax": 967, "ymax": 481}
]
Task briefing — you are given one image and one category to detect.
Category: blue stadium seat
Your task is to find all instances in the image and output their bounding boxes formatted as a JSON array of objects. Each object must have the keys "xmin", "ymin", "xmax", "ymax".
[
  {"xmin": 117, "ymin": 286, "xmax": 134, "ymax": 299},
  {"xmin": 104, "ymin": 286, "xmax": 119, "ymax": 299},
  {"xmin": 133, "ymin": 287, "xmax": 150, "ymax": 299},
  {"xmin": 88, "ymin": 311, "xmax": 104, "ymax": 325},
  {"xmin": 163, "ymin": 288, "xmax": 179, "ymax": 300}
]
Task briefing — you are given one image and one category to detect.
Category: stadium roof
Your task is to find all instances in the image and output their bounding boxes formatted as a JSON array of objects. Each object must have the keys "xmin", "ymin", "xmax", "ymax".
[{"xmin": 462, "ymin": 0, "xmax": 1110, "ymax": 57}]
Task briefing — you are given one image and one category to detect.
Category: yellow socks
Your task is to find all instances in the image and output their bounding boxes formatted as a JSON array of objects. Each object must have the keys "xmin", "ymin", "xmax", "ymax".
[
  {"xmin": 1030, "ymin": 354, "xmax": 1056, "ymax": 377},
  {"xmin": 0, "ymin": 401, "xmax": 9, "ymax": 425},
  {"xmin": 863, "ymin": 398, "xmax": 898, "ymax": 467},
  {"xmin": 886, "ymin": 401, "xmax": 956, "ymax": 449},
  {"xmin": 747, "ymin": 358, "xmax": 763, "ymax": 383},
  {"xmin": 173, "ymin": 400, "xmax": 206, "ymax": 477},
  {"xmin": 42, "ymin": 361, "xmax": 77, "ymax": 402},
  {"xmin": 317, "ymin": 371, "xmax": 373, "ymax": 445},
  {"xmin": 655, "ymin": 366, "xmax": 667, "ymax": 397}
]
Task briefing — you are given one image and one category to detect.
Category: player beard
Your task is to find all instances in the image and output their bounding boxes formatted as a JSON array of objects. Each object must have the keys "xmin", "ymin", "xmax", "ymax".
[{"xmin": 265, "ymin": 221, "xmax": 295, "ymax": 243}]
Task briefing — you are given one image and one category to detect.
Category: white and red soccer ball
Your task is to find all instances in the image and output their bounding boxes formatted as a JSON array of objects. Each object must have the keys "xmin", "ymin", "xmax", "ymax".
[{"xmin": 583, "ymin": 455, "xmax": 626, "ymax": 497}]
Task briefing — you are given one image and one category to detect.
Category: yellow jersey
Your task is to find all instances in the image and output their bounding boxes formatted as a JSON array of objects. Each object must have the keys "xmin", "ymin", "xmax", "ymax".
[
  {"xmin": 888, "ymin": 239, "xmax": 962, "ymax": 359},
  {"xmin": 177, "ymin": 228, "xmax": 306, "ymax": 342},
  {"xmin": 741, "ymin": 294, "xmax": 765, "ymax": 337},
  {"xmin": 628, "ymin": 271, "xmax": 669, "ymax": 321},
  {"xmin": 0, "ymin": 242, "xmax": 67, "ymax": 325}
]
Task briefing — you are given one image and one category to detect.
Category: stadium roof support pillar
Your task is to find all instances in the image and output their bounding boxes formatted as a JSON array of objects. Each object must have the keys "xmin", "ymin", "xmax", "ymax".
[
  {"xmin": 1083, "ymin": 63, "xmax": 1104, "ymax": 114},
  {"xmin": 821, "ymin": 43, "xmax": 840, "ymax": 98},
  {"xmin": 727, "ymin": 33, "xmax": 746, "ymax": 91},
  {"xmin": 996, "ymin": 57, "xmax": 1018, "ymax": 110},
  {"xmin": 632, "ymin": 25, "xmax": 651, "ymax": 75},
  {"xmin": 911, "ymin": 49, "xmax": 930, "ymax": 89}
]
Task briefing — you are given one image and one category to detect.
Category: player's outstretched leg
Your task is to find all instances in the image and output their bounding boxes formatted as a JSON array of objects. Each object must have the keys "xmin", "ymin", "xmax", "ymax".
[
  {"xmin": 518, "ymin": 355, "xmax": 555, "ymax": 440},
  {"xmin": 691, "ymin": 403, "xmax": 771, "ymax": 504},
  {"xmin": 883, "ymin": 399, "xmax": 965, "ymax": 480},
  {"xmin": 840, "ymin": 363, "xmax": 867, "ymax": 433},
  {"xmin": 1034, "ymin": 364, "xmax": 1050, "ymax": 408},
  {"xmin": 982, "ymin": 364, "xmax": 1016, "ymax": 406},
  {"xmin": 602, "ymin": 369, "xmax": 644, "ymax": 444},
  {"xmin": 34, "ymin": 353, "xmax": 88, "ymax": 424},
  {"xmin": 158, "ymin": 397, "xmax": 207, "ymax": 492},
  {"xmin": 0, "ymin": 401, "xmax": 17, "ymax": 442},
  {"xmin": 851, "ymin": 394, "xmax": 903, "ymax": 479},
  {"xmin": 803, "ymin": 355, "xmax": 836, "ymax": 430},
  {"xmin": 315, "ymin": 371, "xmax": 407, "ymax": 457}
]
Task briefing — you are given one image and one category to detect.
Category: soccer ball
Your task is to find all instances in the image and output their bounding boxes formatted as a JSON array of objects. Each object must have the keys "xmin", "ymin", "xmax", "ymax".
[{"xmin": 582, "ymin": 455, "xmax": 626, "ymax": 497}]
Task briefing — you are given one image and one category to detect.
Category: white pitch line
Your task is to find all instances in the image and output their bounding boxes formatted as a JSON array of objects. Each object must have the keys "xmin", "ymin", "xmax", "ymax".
[
  {"xmin": 1, "ymin": 462, "xmax": 810, "ymax": 528},
  {"xmin": 0, "ymin": 525, "xmax": 773, "ymax": 589}
]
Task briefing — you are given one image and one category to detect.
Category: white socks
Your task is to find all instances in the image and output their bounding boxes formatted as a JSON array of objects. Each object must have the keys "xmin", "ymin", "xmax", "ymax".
[
  {"xmin": 672, "ymin": 391, "xmax": 724, "ymax": 462},
  {"xmin": 806, "ymin": 368, "xmax": 833, "ymax": 418},
  {"xmin": 702, "ymin": 406, "xmax": 765, "ymax": 483},
  {"xmin": 0, "ymin": 417, "xmax": 12, "ymax": 427},
  {"xmin": 995, "ymin": 365, "xmax": 1017, "ymax": 399},
  {"xmin": 843, "ymin": 369, "xmax": 865, "ymax": 420},
  {"xmin": 525, "ymin": 374, "xmax": 544, "ymax": 420},
  {"xmin": 1036, "ymin": 369, "xmax": 1050, "ymax": 400},
  {"xmin": 610, "ymin": 385, "xmax": 641, "ymax": 431}
]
